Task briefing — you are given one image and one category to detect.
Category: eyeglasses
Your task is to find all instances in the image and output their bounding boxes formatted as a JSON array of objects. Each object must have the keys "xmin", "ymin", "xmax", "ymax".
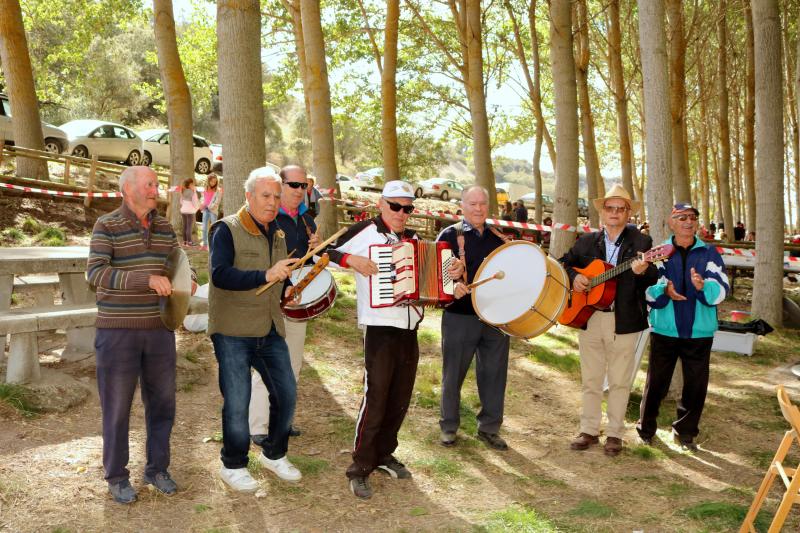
[
  {"xmin": 386, "ymin": 200, "xmax": 414, "ymax": 214},
  {"xmin": 603, "ymin": 205, "xmax": 629, "ymax": 213},
  {"xmin": 672, "ymin": 214, "xmax": 698, "ymax": 222},
  {"xmin": 284, "ymin": 181, "xmax": 308, "ymax": 190}
]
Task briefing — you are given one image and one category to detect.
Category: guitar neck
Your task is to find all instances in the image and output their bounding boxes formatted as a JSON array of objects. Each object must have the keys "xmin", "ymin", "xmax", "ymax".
[{"xmin": 588, "ymin": 257, "xmax": 635, "ymax": 288}]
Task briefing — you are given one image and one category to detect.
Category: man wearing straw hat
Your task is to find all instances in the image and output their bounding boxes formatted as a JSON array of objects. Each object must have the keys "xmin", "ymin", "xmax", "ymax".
[{"xmin": 559, "ymin": 184, "xmax": 658, "ymax": 456}]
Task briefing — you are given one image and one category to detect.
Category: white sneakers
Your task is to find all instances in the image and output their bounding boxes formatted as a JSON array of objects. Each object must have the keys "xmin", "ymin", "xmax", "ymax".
[
  {"xmin": 258, "ymin": 455, "xmax": 302, "ymax": 482},
  {"xmin": 219, "ymin": 467, "xmax": 259, "ymax": 493}
]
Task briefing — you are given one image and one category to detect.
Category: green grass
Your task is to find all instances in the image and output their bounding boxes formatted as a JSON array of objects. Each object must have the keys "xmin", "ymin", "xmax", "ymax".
[
  {"xmin": 334, "ymin": 294, "xmax": 356, "ymax": 310},
  {"xmin": 480, "ymin": 504, "xmax": 560, "ymax": 532},
  {"xmin": 625, "ymin": 390, "xmax": 674, "ymax": 427},
  {"xmin": 21, "ymin": 216, "xmax": 41, "ymax": 234},
  {"xmin": 413, "ymin": 456, "xmax": 465, "ymax": 479},
  {"xmin": 409, "ymin": 507, "xmax": 428, "ymax": 516},
  {"xmin": 568, "ymin": 499, "xmax": 615, "ymax": 519},
  {"xmin": 653, "ymin": 482, "xmax": 689, "ymax": 498},
  {"xmin": 722, "ymin": 486, "xmax": 755, "ymax": 500},
  {"xmin": 328, "ymin": 415, "xmax": 354, "ymax": 443},
  {"xmin": 194, "ymin": 503, "xmax": 211, "ymax": 513},
  {"xmin": 418, "ymin": 327, "xmax": 440, "ymax": 345},
  {"xmin": 287, "ymin": 455, "xmax": 329, "ymax": 476},
  {"xmin": 36, "ymin": 226, "xmax": 66, "ymax": 245},
  {"xmin": 413, "ymin": 361, "xmax": 442, "ymax": 408},
  {"xmin": 681, "ymin": 501, "xmax": 769, "ymax": 531},
  {"xmin": 526, "ymin": 346, "xmax": 580, "ymax": 376},
  {"xmin": 0, "ymin": 383, "xmax": 39, "ymax": 417},
  {"xmin": 246, "ymin": 451, "xmax": 263, "ymax": 476},
  {"xmin": 2, "ymin": 227, "xmax": 25, "ymax": 242},
  {"xmin": 629, "ymin": 444, "xmax": 667, "ymax": 460},
  {"xmin": 195, "ymin": 271, "xmax": 209, "ymax": 286},
  {"xmin": 184, "ymin": 351, "xmax": 199, "ymax": 364}
]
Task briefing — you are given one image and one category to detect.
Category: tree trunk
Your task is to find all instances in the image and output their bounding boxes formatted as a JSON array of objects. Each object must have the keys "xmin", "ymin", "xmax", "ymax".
[
  {"xmin": 154, "ymin": 0, "xmax": 194, "ymax": 231},
  {"xmin": 666, "ymin": 0, "xmax": 690, "ymax": 203},
  {"xmin": 528, "ymin": 0, "xmax": 556, "ymax": 169},
  {"xmin": 548, "ymin": 0, "xmax": 579, "ymax": 259},
  {"xmin": 796, "ymin": 10, "xmax": 800, "ymax": 233},
  {"xmin": 0, "ymin": 0, "xmax": 48, "ymax": 180},
  {"xmin": 574, "ymin": 0, "xmax": 602, "ymax": 228},
  {"xmin": 782, "ymin": 0, "xmax": 799, "ymax": 234},
  {"xmin": 217, "ymin": 0, "xmax": 265, "ymax": 214},
  {"xmin": 300, "ymin": 0, "xmax": 338, "ymax": 235},
  {"xmin": 608, "ymin": 0, "xmax": 635, "ymax": 198},
  {"xmin": 744, "ymin": 0, "xmax": 757, "ymax": 232},
  {"xmin": 751, "ymin": 0, "xmax": 784, "ymax": 326},
  {"xmin": 381, "ymin": 0, "xmax": 400, "ymax": 183},
  {"xmin": 638, "ymin": 0, "xmax": 672, "ymax": 244},
  {"xmin": 464, "ymin": 0, "xmax": 497, "ymax": 214},
  {"xmin": 284, "ymin": 0, "xmax": 312, "ymax": 127},
  {"xmin": 717, "ymin": 0, "xmax": 735, "ymax": 242}
]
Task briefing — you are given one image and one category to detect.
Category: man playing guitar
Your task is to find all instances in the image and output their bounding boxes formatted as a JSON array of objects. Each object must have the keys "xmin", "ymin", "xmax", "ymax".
[{"xmin": 558, "ymin": 184, "xmax": 658, "ymax": 456}]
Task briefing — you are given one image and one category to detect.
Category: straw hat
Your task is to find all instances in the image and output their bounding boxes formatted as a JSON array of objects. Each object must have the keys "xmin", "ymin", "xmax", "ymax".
[{"xmin": 592, "ymin": 184, "xmax": 641, "ymax": 214}]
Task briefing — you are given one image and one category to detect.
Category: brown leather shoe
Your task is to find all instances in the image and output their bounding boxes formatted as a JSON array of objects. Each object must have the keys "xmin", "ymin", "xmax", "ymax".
[
  {"xmin": 604, "ymin": 436, "xmax": 623, "ymax": 457},
  {"xmin": 570, "ymin": 433, "xmax": 599, "ymax": 450}
]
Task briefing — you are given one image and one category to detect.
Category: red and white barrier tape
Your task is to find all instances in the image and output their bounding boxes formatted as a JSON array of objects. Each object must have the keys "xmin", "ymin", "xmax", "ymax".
[
  {"xmin": 1, "ymin": 182, "xmax": 123, "ymax": 198},
  {"xmin": 717, "ymin": 246, "xmax": 800, "ymax": 262}
]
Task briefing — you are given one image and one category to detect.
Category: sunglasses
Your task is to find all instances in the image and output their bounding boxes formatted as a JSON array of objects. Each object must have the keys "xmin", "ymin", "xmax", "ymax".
[
  {"xmin": 603, "ymin": 205, "xmax": 629, "ymax": 213},
  {"xmin": 386, "ymin": 200, "xmax": 414, "ymax": 214},
  {"xmin": 672, "ymin": 214, "xmax": 698, "ymax": 222},
  {"xmin": 284, "ymin": 181, "xmax": 308, "ymax": 190}
]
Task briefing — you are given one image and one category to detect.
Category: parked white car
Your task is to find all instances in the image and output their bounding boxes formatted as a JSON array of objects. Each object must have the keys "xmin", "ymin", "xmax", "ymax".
[
  {"xmin": 60, "ymin": 119, "xmax": 143, "ymax": 165},
  {"xmin": 353, "ymin": 167, "xmax": 384, "ymax": 191},
  {"xmin": 139, "ymin": 128, "xmax": 213, "ymax": 174},
  {"xmin": 0, "ymin": 92, "xmax": 68, "ymax": 153},
  {"xmin": 210, "ymin": 143, "xmax": 223, "ymax": 172},
  {"xmin": 415, "ymin": 177, "xmax": 463, "ymax": 201},
  {"xmin": 337, "ymin": 174, "xmax": 359, "ymax": 192}
]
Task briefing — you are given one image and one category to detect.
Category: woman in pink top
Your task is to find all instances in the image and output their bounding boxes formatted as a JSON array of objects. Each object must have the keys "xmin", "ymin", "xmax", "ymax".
[
  {"xmin": 179, "ymin": 177, "xmax": 201, "ymax": 246},
  {"xmin": 200, "ymin": 174, "xmax": 222, "ymax": 251}
]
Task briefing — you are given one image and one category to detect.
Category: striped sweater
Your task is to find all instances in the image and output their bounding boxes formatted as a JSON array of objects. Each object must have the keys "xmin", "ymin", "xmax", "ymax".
[{"xmin": 87, "ymin": 202, "xmax": 178, "ymax": 329}]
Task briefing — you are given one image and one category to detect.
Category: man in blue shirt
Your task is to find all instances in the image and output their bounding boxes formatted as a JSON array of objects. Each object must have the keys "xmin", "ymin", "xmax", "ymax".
[{"xmin": 636, "ymin": 203, "xmax": 729, "ymax": 451}]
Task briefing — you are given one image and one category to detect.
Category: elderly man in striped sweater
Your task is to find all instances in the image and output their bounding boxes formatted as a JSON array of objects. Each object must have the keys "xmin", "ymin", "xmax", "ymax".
[{"xmin": 87, "ymin": 166, "xmax": 191, "ymax": 504}]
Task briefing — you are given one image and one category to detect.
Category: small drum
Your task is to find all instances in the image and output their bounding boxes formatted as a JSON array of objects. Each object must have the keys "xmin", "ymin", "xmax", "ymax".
[
  {"xmin": 471, "ymin": 241, "xmax": 568, "ymax": 338},
  {"xmin": 282, "ymin": 266, "xmax": 337, "ymax": 322}
]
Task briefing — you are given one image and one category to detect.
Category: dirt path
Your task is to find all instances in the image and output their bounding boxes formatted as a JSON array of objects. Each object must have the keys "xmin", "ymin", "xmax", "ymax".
[{"xmin": 2, "ymin": 271, "xmax": 800, "ymax": 532}]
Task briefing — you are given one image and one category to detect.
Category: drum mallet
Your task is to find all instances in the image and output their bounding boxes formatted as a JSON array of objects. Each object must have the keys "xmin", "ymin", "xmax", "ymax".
[{"xmin": 466, "ymin": 271, "xmax": 505, "ymax": 290}]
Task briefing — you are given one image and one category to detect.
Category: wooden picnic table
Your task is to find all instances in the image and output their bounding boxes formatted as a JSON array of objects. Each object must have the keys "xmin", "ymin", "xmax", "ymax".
[{"xmin": 0, "ymin": 246, "xmax": 95, "ymax": 383}]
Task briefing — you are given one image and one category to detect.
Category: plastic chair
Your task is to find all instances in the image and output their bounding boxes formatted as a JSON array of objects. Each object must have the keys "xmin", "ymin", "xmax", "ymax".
[{"xmin": 740, "ymin": 386, "xmax": 800, "ymax": 532}]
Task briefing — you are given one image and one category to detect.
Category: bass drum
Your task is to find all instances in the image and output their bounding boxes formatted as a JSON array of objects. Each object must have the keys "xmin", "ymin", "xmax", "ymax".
[
  {"xmin": 471, "ymin": 241, "xmax": 568, "ymax": 338},
  {"xmin": 282, "ymin": 266, "xmax": 337, "ymax": 322}
]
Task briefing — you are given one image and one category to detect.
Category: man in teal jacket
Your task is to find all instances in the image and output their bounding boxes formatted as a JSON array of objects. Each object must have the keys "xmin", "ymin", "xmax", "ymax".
[{"xmin": 636, "ymin": 203, "xmax": 729, "ymax": 451}]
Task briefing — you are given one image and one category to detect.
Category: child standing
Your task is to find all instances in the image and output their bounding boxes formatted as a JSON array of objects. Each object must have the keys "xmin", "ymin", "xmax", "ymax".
[
  {"xmin": 200, "ymin": 174, "xmax": 222, "ymax": 251},
  {"xmin": 180, "ymin": 177, "xmax": 200, "ymax": 247}
]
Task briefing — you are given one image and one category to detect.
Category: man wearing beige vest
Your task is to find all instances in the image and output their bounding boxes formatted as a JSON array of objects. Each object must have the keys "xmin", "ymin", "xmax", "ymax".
[{"xmin": 208, "ymin": 167, "xmax": 300, "ymax": 492}]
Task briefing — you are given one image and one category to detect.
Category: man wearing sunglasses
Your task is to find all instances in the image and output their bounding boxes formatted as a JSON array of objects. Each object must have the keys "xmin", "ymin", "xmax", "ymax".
[
  {"xmin": 636, "ymin": 203, "xmax": 728, "ymax": 451},
  {"xmin": 326, "ymin": 180, "xmax": 456, "ymax": 499},
  {"xmin": 559, "ymin": 184, "xmax": 657, "ymax": 457},
  {"xmin": 249, "ymin": 165, "xmax": 320, "ymax": 447}
]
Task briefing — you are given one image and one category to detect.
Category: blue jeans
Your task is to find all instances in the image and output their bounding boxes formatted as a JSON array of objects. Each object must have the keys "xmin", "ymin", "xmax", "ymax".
[
  {"xmin": 211, "ymin": 326, "xmax": 296, "ymax": 469},
  {"xmin": 201, "ymin": 208, "xmax": 217, "ymax": 246}
]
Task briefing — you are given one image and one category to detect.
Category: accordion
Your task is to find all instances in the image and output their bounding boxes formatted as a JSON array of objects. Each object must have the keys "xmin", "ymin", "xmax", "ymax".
[{"xmin": 368, "ymin": 240, "xmax": 456, "ymax": 308}]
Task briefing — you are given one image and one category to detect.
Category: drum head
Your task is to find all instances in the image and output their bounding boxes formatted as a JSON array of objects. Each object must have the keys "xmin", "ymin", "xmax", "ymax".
[
  {"xmin": 472, "ymin": 241, "xmax": 548, "ymax": 326},
  {"xmin": 288, "ymin": 266, "xmax": 333, "ymax": 306}
]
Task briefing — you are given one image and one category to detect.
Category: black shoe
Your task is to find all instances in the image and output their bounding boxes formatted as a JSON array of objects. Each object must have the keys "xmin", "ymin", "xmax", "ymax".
[
  {"xmin": 440, "ymin": 430, "xmax": 457, "ymax": 447},
  {"xmin": 638, "ymin": 435, "xmax": 653, "ymax": 446},
  {"xmin": 377, "ymin": 456, "xmax": 412, "ymax": 479},
  {"xmin": 477, "ymin": 430, "xmax": 509, "ymax": 451},
  {"xmin": 673, "ymin": 432, "xmax": 698, "ymax": 451},
  {"xmin": 251, "ymin": 434, "xmax": 268, "ymax": 447},
  {"xmin": 109, "ymin": 479, "xmax": 137, "ymax": 504},
  {"xmin": 143, "ymin": 471, "xmax": 177, "ymax": 495},
  {"xmin": 349, "ymin": 476, "xmax": 373, "ymax": 499},
  {"xmin": 289, "ymin": 426, "xmax": 302, "ymax": 437}
]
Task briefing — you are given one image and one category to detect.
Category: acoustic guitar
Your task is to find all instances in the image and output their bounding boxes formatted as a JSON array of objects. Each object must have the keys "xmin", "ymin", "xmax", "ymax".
[{"xmin": 558, "ymin": 244, "xmax": 674, "ymax": 328}]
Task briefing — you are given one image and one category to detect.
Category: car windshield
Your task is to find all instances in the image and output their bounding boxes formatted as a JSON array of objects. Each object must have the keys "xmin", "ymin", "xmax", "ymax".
[
  {"xmin": 0, "ymin": 97, "xmax": 11, "ymax": 117},
  {"xmin": 61, "ymin": 121, "xmax": 103, "ymax": 136}
]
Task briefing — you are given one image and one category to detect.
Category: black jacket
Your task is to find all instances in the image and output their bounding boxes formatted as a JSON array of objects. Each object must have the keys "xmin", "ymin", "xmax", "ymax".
[{"xmin": 559, "ymin": 225, "xmax": 658, "ymax": 334}]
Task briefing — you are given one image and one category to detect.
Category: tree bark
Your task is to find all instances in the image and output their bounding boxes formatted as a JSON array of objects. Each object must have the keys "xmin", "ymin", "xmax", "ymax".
[
  {"xmin": 666, "ymin": 0, "xmax": 690, "ymax": 203},
  {"xmin": 574, "ymin": 0, "xmax": 602, "ymax": 227},
  {"xmin": 548, "ymin": 0, "xmax": 579, "ymax": 259},
  {"xmin": 283, "ymin": 0, "xmax": 312, "ymax": 126},
  {"xmin": 608, "ymin": 0, "xmax": 635, "ymax": 199},
  {"xmin": 300, "ymin": 0, "xmax": 338, "ymax": 235},
  {"xmin": 638, "ymin": 0, "xmax": 672, "ymax": 244},
  {"xmin": 751, "ymin": 0, "xmax": 784, "ymax": 326},
  {"xmin": 717, "ymin": 0, "xmax": 735, "ymax": 242},
  {"xmin": 381, "ymin": 0, "xmax": 400, "ymax": 182},
  {"xmin": 796, "ymin": 4, "xmax": 800, "ymax": 233},
  {"xmin": 0, "ymin": 0, "xmax": 48, "ymax": 179},
  {"xmin": 217, "ymin": 0, "xmax": 265, "ymax": 214},
  {"xmin": 744, "ymin": 0, "xmax": 757, "ymax": 232},
  {"xmin": 154, "ymin": 0, "xmax": 194, "ymax": 231}
]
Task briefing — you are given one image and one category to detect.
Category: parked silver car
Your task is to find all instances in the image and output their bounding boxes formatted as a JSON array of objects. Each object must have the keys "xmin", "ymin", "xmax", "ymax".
[
  {"xmin": 415, "ymin": 177, "xmax": 463, "ymax": 201},
  {"xmin": 0, "ymin": 92, "xmax": 68, "ymax": 153},
  {"xmin": 61, "ymin": 120, "xmax": 143, "ymax": 165},
  {"xmin": 139, "ymin": 128, "xmax": 213, "ymax": 174},
  {"xmin": 353, "ymin": 167, "xmax": 384, "ymax": 191},
  {"xmin": 519, "ymin": 192, "xmax": 554, "ymax": 214}
]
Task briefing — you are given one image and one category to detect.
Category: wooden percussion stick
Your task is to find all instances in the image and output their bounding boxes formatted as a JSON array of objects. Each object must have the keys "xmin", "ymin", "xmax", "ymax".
[
  {"xmin": 255, "ymin": 226, "xmax": 348, "ymax": 296},
  {"xmin": 466, "ymin": 270, "xmax": 505, "ymax": 290}
]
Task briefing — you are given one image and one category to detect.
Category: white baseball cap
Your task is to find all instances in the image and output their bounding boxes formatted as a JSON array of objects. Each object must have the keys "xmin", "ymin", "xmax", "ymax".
[{"xmin": 381, "ymin": 180, "xmax": 416, "ymax": 199}]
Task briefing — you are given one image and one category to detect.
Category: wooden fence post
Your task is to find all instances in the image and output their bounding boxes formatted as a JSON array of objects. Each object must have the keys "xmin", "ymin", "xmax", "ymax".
[
  {"xmin": 84, "ymin": 155, "xmax": 97, "ymax": 208},
  {"xmin": 63, "ymin": 157, "xmax": 71, "ymax": 185},
  {"xmin": 0, "ymin": 138, "xmax": 5, "ymax": 166}
]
